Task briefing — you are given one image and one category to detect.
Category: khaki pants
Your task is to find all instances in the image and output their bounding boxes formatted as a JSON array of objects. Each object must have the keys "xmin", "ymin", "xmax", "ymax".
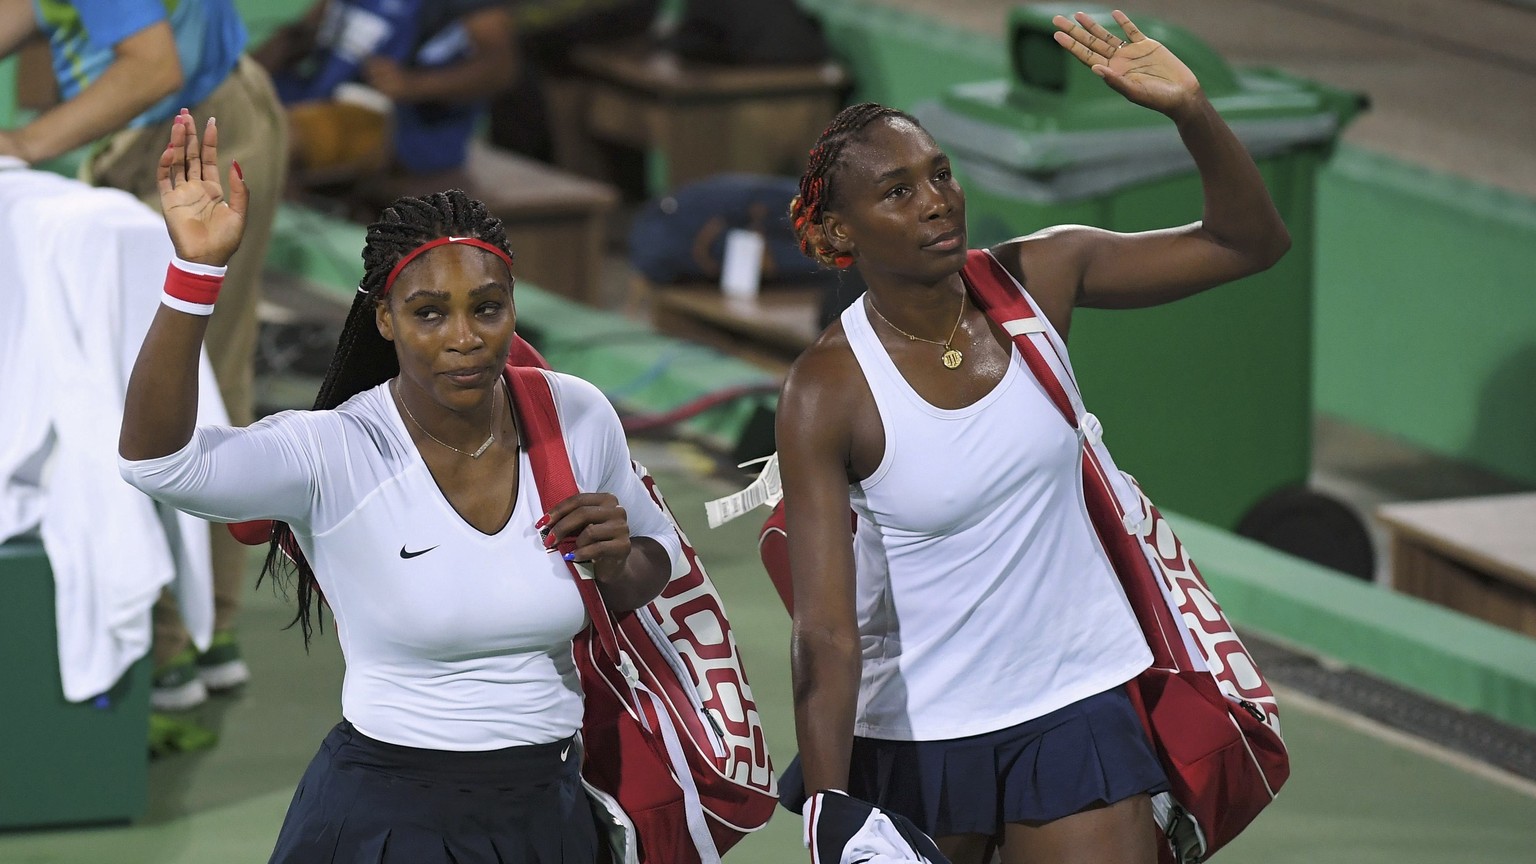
[{"xmin": 85, "ymin": 56, "xmax": 289, "ymax": 667}]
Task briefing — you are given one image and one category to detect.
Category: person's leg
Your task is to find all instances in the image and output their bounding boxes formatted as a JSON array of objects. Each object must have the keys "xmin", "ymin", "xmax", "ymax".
[{"xmin": 1000, "ymin": 794, "xmax": 1158, "ymax": 864}]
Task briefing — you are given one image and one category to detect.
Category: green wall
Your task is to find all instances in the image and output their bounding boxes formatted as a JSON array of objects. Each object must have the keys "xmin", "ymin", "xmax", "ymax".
[
  {"xmin": 800, "ymin": 0, "xmax": 1008, "ymax": 104},
  {"xmin": 0, "ymin": 56, "xmax": 16, "ymax": 128},
  {"xmin": 1314, "ymin": 149, "xmax": 1536, "ymax": 485}
]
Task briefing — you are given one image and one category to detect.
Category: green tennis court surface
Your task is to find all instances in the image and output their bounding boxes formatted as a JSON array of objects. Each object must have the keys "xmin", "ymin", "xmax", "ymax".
[{"xmin": 2, "ymin": 443, "xmax": 1532, "ymax": 863}]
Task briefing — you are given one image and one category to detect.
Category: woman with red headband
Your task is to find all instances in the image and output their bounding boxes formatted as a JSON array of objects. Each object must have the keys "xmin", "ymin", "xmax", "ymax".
[
  {"xmin": 778, "ymin": 11, "xmax": 1291, "ymax": 864},
  {"xmin": 118, "ymin": 109, "xmax": 683, "ymax": 863}
]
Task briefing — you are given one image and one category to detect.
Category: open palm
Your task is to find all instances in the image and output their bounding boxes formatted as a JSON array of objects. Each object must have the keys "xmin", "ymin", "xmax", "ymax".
[
  {"xmin": 157, "ymin": 109, "xmax": 247, "ymax": 267},
  {"xmin": 1053, "ymin": 10, "xmax": 1202, "ymax": 117}
]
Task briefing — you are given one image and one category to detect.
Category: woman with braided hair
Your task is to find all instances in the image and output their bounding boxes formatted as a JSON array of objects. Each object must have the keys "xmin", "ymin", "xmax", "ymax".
[
  {"xmin": 778, "ymin": 11, "xmax": 1290, "ymax": 864},
  {"xmin": 119, "ymin": 110, "xmax": 685, "ymax": 863}
]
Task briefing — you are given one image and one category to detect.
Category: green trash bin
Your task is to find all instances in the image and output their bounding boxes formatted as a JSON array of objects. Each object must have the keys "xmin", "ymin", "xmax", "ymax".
[
  {"xmin": 914, "ymin": 4, "xmax": 1364, "ymax": 529},
  {"xmin": 0, "ymin": 540, "xmax": 150, "ymax": 830}
]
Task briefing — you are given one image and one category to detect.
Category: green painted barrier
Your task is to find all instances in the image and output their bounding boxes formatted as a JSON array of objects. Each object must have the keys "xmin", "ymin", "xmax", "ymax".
[
  {"xmin": 1177, "ymin": 514, "xmax": 1536, "ymax": 734},
  {"xmin": 0, "ymin": 56, "xmax": 16, "ymax": 129},
  {"xmin": 1315, "ymin": 148, "xmax": 1536, "ymax": 486},
  {"xmin": 800, "ymin": 0, "xmax": 1008, "ymax": 104},
  {"xmin": 0, "ymin": 542, "xmax": 150, "ymax": 830}
]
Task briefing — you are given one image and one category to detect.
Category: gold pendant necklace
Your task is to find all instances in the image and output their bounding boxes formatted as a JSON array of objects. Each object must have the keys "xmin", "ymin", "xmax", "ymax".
[
  {"xmin": 395, "ymin": 377, "xmax": 500, "ymax": 458},
  {"xmin": 867, "ymin": 292, "xmax": 967, "ymax": 369}
]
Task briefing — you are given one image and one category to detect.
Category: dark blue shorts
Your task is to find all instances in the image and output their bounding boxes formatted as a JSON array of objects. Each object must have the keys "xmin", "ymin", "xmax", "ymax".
[
  {"xmin": 268, "ymin": 721, "xmax": 598, "ymax": 864},
  {"xmin": 784, "ymin": 686, "xmax": 1168, "ymax": 839}
]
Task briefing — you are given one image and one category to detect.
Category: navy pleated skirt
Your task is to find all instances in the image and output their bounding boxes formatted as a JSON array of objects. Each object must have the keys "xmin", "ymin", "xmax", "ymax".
[
  {"xmin": 268, "ymin": 721, "xmax": 599, "ymax": 864},
  {"xmin": 783, "ymin": 685, "xmax": 1168, "ymax": 839}
]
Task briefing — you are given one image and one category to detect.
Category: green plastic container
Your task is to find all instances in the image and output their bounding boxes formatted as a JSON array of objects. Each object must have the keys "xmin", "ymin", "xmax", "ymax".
[
  {"xmin": 914, "ymin": 4, "xmax": 1364, "ymax": 528},
  {"xmin": 0, "ymin": 541, "xmax": 149, "ymax": 830}
]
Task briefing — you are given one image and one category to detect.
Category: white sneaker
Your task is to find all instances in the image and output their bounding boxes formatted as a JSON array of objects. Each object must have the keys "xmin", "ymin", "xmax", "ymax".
[
  {"xmin": 151, "ymin": 676, "xmax": 208, "ymax": 712},
  {"xmin": 197, "ymin": 657, "xmax": 251, "ymax": 691}
]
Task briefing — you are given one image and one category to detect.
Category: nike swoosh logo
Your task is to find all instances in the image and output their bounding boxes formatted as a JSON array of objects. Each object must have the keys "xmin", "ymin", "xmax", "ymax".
[
  {"xmin": 399, "ymin": 545, "xmax": 439, "ymax": 559},
  {"xmin": 560, "ymin": 744, "xmax": 570, "ymax": 761}
]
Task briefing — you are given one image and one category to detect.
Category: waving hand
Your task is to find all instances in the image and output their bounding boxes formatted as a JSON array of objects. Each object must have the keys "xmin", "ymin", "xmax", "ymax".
[
  {"xmin": 156, "ymin": 109, "xmax": 247, "ymax": 267},
  {"xmin": 1053, "ymin": 10, "xmax": 1202, "ymax": 118}
]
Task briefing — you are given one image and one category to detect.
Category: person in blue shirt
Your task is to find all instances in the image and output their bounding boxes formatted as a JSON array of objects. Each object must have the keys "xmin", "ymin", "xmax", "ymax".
[
  {"xmin": 0, "ymin": 0, "xmax": 288, "ymax": 713},
  {"xmin": 253, "ymin": 0, "xmax": 515, "ymax": 177}
]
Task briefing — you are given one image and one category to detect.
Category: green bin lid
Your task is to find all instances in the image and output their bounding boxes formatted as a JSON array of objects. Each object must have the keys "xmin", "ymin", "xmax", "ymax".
[{"xmin": 912, "ymin": 4, "xmax": 1365, "ymax": 199}]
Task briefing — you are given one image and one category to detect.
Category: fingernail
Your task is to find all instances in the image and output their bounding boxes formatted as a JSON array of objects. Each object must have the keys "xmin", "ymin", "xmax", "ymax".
[
  {"xmin": 562, "ymin": 552, "xmax": 576, "ymax": 562},
  {"xmin": 535, "ymin": 514, "xmax": 550, "ymax": 529},
  {"xmin": 232, "ymin": 160, "xmax": 243, "ymax": 180},
  {"xmin": 207, "ymin": 116, "xmax": 216, "ymax": 127}
]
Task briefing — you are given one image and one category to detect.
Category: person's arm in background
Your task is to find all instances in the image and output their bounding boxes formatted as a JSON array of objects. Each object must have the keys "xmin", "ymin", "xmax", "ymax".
[
  {"xmin": 0, "ymin": 3, "xmax": 182, "ymax": 165},
  {"xmin": 0, "ymin": 0, "xmax": 39, "ymax": 59},
  {"xmin": 249, "ymin": 0, "xmax": 327, "ymax": 76},
  {"xmin": 0, "ymin": 0, "xmax": 44, "ymax": 159},
  {"xmin": 361, "ymin": 6, "xmax": 516, "ymax": 104}
]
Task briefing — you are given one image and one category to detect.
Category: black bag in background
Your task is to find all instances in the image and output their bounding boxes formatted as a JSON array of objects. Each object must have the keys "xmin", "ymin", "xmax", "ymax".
[
  {"xmin": 665, "ymin": 0, "xmax": 831, "ymax": 65},
  {"xmin": 628, "ymin": 173, "xmax": 862, "ymax": 329}
]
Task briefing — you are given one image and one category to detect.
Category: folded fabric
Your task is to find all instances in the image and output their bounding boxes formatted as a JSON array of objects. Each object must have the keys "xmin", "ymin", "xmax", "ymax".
[{"xmin": 803, "ymin": 790, "xmax": 950, "ymax": 864}]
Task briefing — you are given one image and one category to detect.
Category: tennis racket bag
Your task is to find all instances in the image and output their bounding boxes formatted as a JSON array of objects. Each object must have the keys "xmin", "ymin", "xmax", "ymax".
[
  {"xmin": 755, "ymin": 252, "xmax": 1287, "ymax": 862},
  {"xmin": 507, "ymin": 358, "xmax": 777, "ymax": 864}
]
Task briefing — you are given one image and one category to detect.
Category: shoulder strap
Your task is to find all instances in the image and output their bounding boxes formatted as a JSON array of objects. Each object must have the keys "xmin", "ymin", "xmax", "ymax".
[
  {"xmin": 504, "ymin": 364, "xmax": 627, "ymax": 668},
  {"xmin": 961, "ymin": 249, "xmax": 1147, "ymax": 534},
  {"xmin": 961, "ymin": 250, "xmax": 1079, "ymax": 429}
]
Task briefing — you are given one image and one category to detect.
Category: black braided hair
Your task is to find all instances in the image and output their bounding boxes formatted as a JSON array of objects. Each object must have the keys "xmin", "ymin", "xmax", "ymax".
[
  {"xmin": 789, "ymin": 103, "xmax": 919, "ymax": 268},
  {"xmin": 258, "ymin": 189, "xmax": 512, "ymax": 646}
]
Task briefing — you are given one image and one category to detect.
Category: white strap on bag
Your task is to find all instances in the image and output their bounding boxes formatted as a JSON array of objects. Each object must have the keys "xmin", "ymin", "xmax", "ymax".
[{"xmin": 633, "ymin": 681, "xmax": 723, "ymax": 864}]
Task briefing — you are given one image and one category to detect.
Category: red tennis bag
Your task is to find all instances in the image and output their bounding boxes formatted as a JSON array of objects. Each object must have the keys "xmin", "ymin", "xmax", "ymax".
[
  {"xmin": 758, "ymin": 251, "xmax": 1287, "ymax": 862},
  {"xmin": 507, "ymin": 361, "xmax": 777, "ymax": 864}
]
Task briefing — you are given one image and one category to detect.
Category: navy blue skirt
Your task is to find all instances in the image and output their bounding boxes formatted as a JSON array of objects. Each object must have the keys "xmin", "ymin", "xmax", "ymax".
[
  {"xmin": 269, "ymin": 721, "xmax": 599, "ymax": 864},
  {"xmin": 784, "ymin": 686, "xmax": 1168, "ymax": 839}
]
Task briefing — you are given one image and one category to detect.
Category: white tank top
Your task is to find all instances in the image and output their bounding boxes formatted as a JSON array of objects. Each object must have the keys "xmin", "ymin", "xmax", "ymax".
[{"xmin": 842, "ymin": 296, "xmax": 1151, "ymax": 741}]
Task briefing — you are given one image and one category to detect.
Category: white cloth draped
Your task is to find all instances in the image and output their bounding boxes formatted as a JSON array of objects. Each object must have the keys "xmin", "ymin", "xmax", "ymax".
[{"xmin": 0, "ymin": 163, "xmax": 224, "ymax": 701}]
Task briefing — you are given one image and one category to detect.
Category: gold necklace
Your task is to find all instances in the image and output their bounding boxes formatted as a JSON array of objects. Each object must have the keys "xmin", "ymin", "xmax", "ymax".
[
  {"xmin": 867, "ymin": 292, "xmax": 967, "ymax": 369},
  {"xmin": 394, "ymin": 377, "xmax": 500, "ymax": 459}
]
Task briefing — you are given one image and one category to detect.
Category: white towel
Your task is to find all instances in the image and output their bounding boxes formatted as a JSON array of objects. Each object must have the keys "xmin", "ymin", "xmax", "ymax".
[
  {"xmin": 0, "ymin": 168, "xmax": 224, "ymax": 701},
  {"xmin": 803, "ymin": 790, "xmax": 949, "ymax": 864}
]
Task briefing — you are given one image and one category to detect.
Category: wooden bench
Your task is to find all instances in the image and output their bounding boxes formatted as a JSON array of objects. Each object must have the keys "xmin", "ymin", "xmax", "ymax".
[
  {"xmin": 552, "ymin": 43, "xmax": 848, "ymax": 192},
  {"xmin": 648, "ymin": 282, "xmax": 822, "ymax": 372},
  {"xmin": 360, "ymin": 141, "xmax": 620, "ymax": 305},
  {"xmin": 1376, "ymin": 493, "xmax": 1536, "ymax": 637}
]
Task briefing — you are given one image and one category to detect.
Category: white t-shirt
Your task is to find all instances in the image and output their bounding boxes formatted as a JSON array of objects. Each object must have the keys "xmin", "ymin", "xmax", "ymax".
[
  {"xmin": 843, "ymin": 299, "xmax": 1152, "ymax": 741},
  {"xmin": 120, "ymin": 371, "xmax": 684, "ymax": 750}
]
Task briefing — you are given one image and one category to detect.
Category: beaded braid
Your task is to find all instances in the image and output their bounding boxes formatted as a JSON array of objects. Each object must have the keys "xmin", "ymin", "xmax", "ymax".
[
  {"xmin": 789, "ymin": 103, "xmax": 918, "ymax": 269},
  {"xmin": 259, "ymin": 189, "xmax": 513, "ymax": 646}
]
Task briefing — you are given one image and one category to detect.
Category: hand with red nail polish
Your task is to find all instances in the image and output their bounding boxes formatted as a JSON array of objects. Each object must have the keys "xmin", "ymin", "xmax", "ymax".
[{"xmin": 156, "ymin": 112, "xmax": 248, "ymax": 267}]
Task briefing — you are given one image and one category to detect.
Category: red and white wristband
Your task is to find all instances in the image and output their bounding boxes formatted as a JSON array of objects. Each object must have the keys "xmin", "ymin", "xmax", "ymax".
[{"xmin": 162, "ymin": 255, "xmax": 227, "ymax": 316}]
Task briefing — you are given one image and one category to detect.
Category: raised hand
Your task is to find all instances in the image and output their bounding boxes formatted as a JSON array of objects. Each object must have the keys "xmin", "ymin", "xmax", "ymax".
[
  {"xmin": 1053, "ymin": 10, "xmax": 1203, "ymax": 119},
  {"xmin": 156, "ymin": 109, "xmax": 248, "ymax": 267}
]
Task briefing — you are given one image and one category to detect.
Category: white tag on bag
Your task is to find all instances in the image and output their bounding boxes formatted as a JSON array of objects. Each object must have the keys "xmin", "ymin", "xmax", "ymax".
[
  {"xmin": 720, "ymin": 229, "xmax": 765, "ymax": 299},
  {"xmin": 705, "ymin": 453, "xmax": 781, "ymax": 528}
]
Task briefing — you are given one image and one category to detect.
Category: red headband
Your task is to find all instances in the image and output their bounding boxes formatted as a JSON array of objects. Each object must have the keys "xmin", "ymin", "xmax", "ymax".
[{"xmin": 379, "ymin": 236, "xmax": 515, "ymax": 296}]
